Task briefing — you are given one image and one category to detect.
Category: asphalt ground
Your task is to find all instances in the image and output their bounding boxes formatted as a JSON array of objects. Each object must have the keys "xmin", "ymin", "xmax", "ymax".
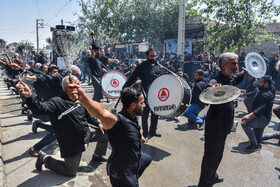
[{"xmin": 0, "ymin": 80, "xmax": 279, "ymax": 187}]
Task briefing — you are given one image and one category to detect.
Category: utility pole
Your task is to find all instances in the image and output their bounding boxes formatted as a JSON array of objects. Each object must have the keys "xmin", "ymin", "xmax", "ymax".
[
  {"xmin": 36, "ymin": 19, "xmax": 44, "ymax": 52},
  {"xmin": 177, "ymin": 0, "xmax": 186, "ymax": 62}
]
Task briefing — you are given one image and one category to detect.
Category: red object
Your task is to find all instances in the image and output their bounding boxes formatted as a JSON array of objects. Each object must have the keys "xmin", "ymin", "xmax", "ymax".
[{"xmin": 89, "ymin": 30, "xmax": 95, "ymax": 36}]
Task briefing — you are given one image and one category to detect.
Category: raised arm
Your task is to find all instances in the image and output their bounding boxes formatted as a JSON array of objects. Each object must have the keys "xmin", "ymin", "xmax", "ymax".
[{"xmin": 68, "ymin": 83, "xmax": 117, "ymax": 130}]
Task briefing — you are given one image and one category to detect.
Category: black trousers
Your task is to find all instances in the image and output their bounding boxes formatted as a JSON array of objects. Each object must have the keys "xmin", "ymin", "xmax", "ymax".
[
  {"xmin": 273, "ymin": 105, "xmax": 280, "ymax": 119},
  {"xmin": 198, "ymin": 135, "xmax": 227, "ymax": 187},
  {"xmin": 92, "ymin": 76, "xmax": 103, "ymax": 102},
  {"xmin": 109, "ymin": 152, "xmax": 152, "ymax": 187},
  {"xmin": 141, "ymin": 103, "xmax": 158, "ymax": 137}
]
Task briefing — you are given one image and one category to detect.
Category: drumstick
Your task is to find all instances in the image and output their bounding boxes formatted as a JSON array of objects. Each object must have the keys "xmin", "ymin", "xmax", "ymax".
[
  {"xmin": 156, "ymin": 61, "xmax": 178, "ymax": 77},
  {"xmin": 111, "ymin": 97, "xmax": 120, "ymax": 114}
]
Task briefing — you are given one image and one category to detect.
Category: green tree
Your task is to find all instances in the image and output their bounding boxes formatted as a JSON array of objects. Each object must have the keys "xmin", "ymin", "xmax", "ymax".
[
  {"xmin": 76, "ymin": 0, "xmax": 198, "ymax": 47},
  {"xmin": 199, "ymin": 0, "xmax": 280, "ymax": 55}
]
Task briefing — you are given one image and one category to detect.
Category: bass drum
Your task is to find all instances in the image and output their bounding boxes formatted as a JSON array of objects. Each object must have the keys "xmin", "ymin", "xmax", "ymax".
[
  {"xmin": 101, "ymin": 70, "xmax": 127, "ymax": 98},
  {"xmin": 147, "ymin": 74, "xmax": 191, "ymax": 117}
]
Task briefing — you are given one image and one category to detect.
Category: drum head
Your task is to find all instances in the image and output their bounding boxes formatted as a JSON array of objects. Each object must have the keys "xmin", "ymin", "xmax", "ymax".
[
  {"xmin": 148, "ymin": 74, "xmax": 191, "ymax": 117},
  {"xmin": 101, "ymin": 70, "xmax": 127, "ymax": 98}
]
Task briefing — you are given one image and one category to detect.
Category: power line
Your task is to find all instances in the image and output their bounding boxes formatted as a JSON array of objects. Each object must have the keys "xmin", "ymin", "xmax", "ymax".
[
  {"xmin": 35, "ymin": 0, "xmax": 42, "ymax": 18},
  {"xmin": 0, "ymin": 31, "xmax": 35, "ymax": 34},
  {"xmin": 46, "ymin": 0, "xmax": 71, "ymax": 24},
  {"xmin": 0, "ymin": 27, "xmax": 34, "ymax": 31}
]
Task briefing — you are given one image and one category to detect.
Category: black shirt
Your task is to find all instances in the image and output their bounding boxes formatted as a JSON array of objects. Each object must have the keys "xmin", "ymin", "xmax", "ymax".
[
  {"xmin": 246, "ymin": 78, "xmax": 258, "ymax": 98},
  {"xmin": 107, "ymin": 109, "xmax": 141, "ymax": 186},
  {"xmin": 123, "ymin": 60, "xmax": 161, "ymax": 94},
  {"xmin": 191, "ymin": 78, "xmax": 208, "ymax": 109},
  {"xmin": 98, "ymin": 55, "xmax": 109, "ymax": 67},
  {"xmin": 252, "ymin": 87, "xmax": 275, "ymax": 121},
  {"xmin": 89, "ymin": 57, "xmax": 103, "ymax": 78},
  {"xmin": 26, "ymin": 94, "xmax": 100, "ymax": 158},
  {"xmin": 205, "ymin": 72, "xmax": 244, "ymax": 138}
]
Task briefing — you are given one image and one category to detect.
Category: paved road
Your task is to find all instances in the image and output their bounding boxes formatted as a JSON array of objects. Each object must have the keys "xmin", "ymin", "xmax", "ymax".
[{"xmin": 0, "ymin": 80, "xmax": 279, "ymax": 187}]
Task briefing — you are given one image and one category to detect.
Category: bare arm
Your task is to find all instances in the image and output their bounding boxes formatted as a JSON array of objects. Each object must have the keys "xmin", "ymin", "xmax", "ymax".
[
  {"xmin": 68, "ymin": 83, "xmax": 117, "ymax": 130},
  {"xmin": 108, "ymin": 58, "xmax": 119, "ymax": 63}
]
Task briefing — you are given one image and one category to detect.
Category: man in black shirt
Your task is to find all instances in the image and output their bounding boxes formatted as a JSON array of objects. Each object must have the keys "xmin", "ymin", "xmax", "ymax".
[
  {"xmin": 198, "ymin": 52, "xmax": 246, "ymax": 187},
  {"xmin": 17, "ymin": 76, "xmax": 108, "ymax": 176},
  {"xmin": 243, "ymin": 74, "xmax": 258, "ymax": 113},
  {"xmin": 97, "ymin": 47, "xmax": 119, "ymax": 69},
  {"xmin": 68, "ymin": 85, "xmax": 152, "ymax": 187},
  {"xmin": 89, "ymin": 45, "xmax": 107, "ymax": 102},
  {"xmin": 123, "ymin": 48, "xmax": 161, "ymax": 140},
  {"xmin": 241, "ymin": 75, "xmax": 279, "ymax": 151},
  {"xmin": 182, "ymin": 69, "xmax": 207, "ymax": 130}
]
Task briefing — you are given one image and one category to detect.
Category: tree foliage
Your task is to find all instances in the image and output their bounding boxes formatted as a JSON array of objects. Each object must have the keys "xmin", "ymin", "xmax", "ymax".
[
  {"xmin": 76, "ymin": 0, "xmax": 198, "ymax": 46},
  {"xmin": 199, "ymin": 0, "xmax": 280, "ymax": 55}
]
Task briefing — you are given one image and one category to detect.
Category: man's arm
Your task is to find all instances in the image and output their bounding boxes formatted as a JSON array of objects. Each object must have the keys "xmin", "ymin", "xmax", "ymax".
[
  {"xmin": 108, "ymin": 58, "xmax": 119, "ymax": 63},
  {"xmin": 68, "ymin": 83, "xmax": 117, "ymax": 130},
  {"xmin": 16, "ymin": 81, "xmax": 55, "ymax": 116}
]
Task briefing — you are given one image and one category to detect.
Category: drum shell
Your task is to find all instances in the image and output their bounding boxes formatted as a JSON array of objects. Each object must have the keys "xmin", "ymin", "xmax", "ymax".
[
  {"xmin": 101, "ymin": 70, "xmax": 127, "ymax": 98},
  {"xmin": 147, "ymin": 74, "xmax": 191, "ymax": 117}
]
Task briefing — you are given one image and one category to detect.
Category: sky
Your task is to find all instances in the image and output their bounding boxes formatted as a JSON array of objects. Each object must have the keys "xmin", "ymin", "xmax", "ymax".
[
  {"xmin": 1, "ymin": 0, "xmax": 280, "ymax": 50},
  {"xmin": 0, "ymin": 0, "xmax": 81, "ymax": 49}
]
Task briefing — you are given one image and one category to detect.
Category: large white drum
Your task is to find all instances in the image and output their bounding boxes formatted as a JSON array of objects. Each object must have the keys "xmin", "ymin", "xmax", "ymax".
[
  {"xmin": 101, "ymin": 70, "xmax": 127, "ymax": 98},
  {"xmin": 147, "ymin": 74, "xmax": 191, "ymax": 117}
]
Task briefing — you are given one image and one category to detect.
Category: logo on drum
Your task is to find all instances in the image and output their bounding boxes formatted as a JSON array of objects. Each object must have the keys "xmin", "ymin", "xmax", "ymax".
[
  {"xmin": 158, "ymin": 88, "xmax": 169, "ymax": 101},
  {"xmin": 110, "ymin": 79, "xmax": 119, "ymax": 88}
]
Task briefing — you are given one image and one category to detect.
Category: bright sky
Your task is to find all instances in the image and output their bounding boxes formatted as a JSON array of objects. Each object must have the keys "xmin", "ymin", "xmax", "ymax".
[
  {"xmin": 0, "ymin": 0, "xmax": 81, "ymax": 49},
  {"xmin": 1, "ymin": 0, "xmax": 280, "ymax": 50}
]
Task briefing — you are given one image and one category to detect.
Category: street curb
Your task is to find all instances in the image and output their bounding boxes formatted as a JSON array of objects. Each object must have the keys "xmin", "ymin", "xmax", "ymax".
[{"xmin": 0, "ymin": 118, "xmax": 6, "ymax": 187}]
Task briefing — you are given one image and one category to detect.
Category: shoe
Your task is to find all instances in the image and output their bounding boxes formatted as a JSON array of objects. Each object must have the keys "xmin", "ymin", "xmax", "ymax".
[
  {"xmin": 28, "ymin": 148, "xmax": 39, "ymax": 157},
  {"xmin": 231, "ymin": 121, "xmax": 238, "ymax": 132},
  {"xmin": 149, "ymin": 131, "xmax": 162, "ymax": 137},
  {"xmin": 91, "ymin": 155, "xmax": 108, "ymax": 162},
  {"xmin": 35, "ymin": 151, "xmax": 46, "ymax": 171},
  {"xmin": 211, "ymin": 176, "xmax": 224, "ymax": 184},
  {"xmin": 174, "ymin": 116, "xmax": 180, "ymax": 123},
  {"xmin": 32, "ymin": 122, "xmax": 38, "ymax": 134},
  {"xmin": 197, "ymin": 121, "xmax": 205, "ymax": 131},
  {"xmin": 245, "ymin": 143, "xmax": 262, "ymax": 152},
  {"xmin": 27, "ymin": 110, "xmax": 33, "ymax": 121},
  {"xmin": 145, "ymin": 136, "xmax": 149, "ymax": 143}
]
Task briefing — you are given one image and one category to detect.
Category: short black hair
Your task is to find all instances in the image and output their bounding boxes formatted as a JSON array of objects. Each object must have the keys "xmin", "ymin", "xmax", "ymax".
[
  {"xmin": 48, "ymin": 66, "xmax": 58, "ymax": 73},
  {"xmin": 262, "ymin": 75, "xmax": 272, "ymax": 87},
  {"xmin": 120, "ymin": 87, "xmax": 142, "ymax": 109},
  {"xmin": 195, "ymin": 69, "xmax": 204, "ymax": 76},
  {"xmin": 146, "ymin": 48, "xmax": 156, "ymax": 56}
]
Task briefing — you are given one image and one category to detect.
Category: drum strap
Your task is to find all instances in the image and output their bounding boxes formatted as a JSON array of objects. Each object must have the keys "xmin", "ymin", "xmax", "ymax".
[{"xmin": 92, "ymin": 74, "xmax": 101, "ymax": 84}]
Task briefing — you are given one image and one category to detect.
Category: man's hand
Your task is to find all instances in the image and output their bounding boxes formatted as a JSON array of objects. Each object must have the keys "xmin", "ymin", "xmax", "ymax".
[
  {"xmin": 68, "ymin": 82, "xmax": 86, "ymax": 102},
  {"xmin": 98, "ymin": 124, "xmax": 105, "ymax": 134},
  {"xmin": 16, "ymin": 81, "xmax": 32, "ymax": 98},
  {"xmin": 212, "ymin": 83, "xmax": 222, "ymax": 87},
  {"xmin": 10, "ymin": 62, "xmax": 20, "ymax": 70},
  {"xmin": 243, "ymin": 93, "xmax": 248, "ymax": 97},
  {"xmin": 241, "ymin": 68, "xmax": 248, "ymax": 75},
  {"xmin": 241, "ymin": 112, "xmax": 255, "ymax": 123},
  {"xmin": 140, "ymin": 136, "xmax": 146, "ymax": 144}
]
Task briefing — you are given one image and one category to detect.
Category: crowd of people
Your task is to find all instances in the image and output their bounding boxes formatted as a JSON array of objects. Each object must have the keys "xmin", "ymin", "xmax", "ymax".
[{"xmin": 0, "ymin": 44, "xmax": 280, "ymax": 187}]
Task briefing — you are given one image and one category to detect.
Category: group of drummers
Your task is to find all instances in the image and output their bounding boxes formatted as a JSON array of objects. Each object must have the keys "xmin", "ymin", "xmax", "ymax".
[{"xmin": 1, "ymin": 45, "xmax": 280, "ymax": 186}]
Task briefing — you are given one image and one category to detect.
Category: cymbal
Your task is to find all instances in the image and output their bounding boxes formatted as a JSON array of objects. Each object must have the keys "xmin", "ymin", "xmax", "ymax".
[
  {"xmin": 199, "ymin": 85, "xmax": 240, "ymax": 105},
  {"xmin": 245, "ymin": 52, "xmax": 266, "ymax": 78}
]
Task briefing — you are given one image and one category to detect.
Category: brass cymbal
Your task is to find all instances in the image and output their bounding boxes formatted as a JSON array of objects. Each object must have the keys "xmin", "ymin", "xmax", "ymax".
[{"xmin": 199, "ymin": 85, "xmax": 240, "ymax": 105}]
